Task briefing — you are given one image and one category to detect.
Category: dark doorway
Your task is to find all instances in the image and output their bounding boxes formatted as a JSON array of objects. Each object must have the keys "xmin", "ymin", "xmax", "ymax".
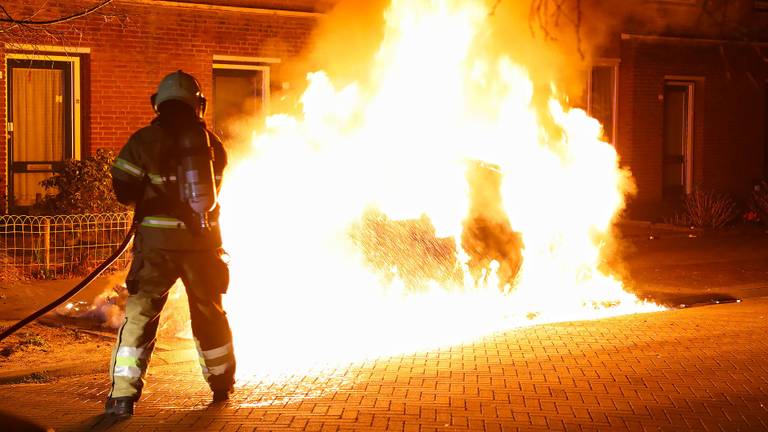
[
  {"xmin": 663, "ymin": 81, "xmax": 694, "ymax": 199},
  {"xmin": 589, "ymin": 65, "xmax": 617, "ymax": 144}
]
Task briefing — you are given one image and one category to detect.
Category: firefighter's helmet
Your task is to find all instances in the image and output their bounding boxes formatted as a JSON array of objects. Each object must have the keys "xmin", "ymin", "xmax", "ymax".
[{"xmin": 151, "ymin": 70, "xmax": 207, "ymax": 118}]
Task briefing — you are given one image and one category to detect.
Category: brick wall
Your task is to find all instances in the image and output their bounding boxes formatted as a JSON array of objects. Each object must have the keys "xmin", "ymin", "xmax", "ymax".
[
  {"xmin": 174, "ymin": 0, "xmax": 335, "ymax": 12},
  {"xmin": 619, "ymin": 37, "xmax": 767, "ymax": 218},
  {"xmin": 3, "ymin": 1, "xmax": 766, "ymax": 217},
  {"xmin": 1, "ymin": 0, "xmax": 320, "ymax": 212},
  {"xmin": 0, "ymin": 51, "xmax": 6, "ymax": 211},
  {"xmin": 619, "ymin": 0, "xmax": 768, "ymax": 41}
]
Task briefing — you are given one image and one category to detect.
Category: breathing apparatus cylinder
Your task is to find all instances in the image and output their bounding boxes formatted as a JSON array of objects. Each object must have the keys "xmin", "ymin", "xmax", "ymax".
[{"xmin": 177, "ymin": 125, "xmax": 218, "ymax": 230}]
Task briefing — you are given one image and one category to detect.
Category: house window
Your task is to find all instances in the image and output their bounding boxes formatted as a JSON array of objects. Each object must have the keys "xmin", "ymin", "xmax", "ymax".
[
  {"xmin": 587, "ymin": 62, "xmax": 619, "ymax": 144},
  {"xmin": 6, "ymin": 54, "xmax": 82, "ymax": 210},
  {"xmin": 212, "ymin": 61, "xmax": 272, "ymax": 142}
]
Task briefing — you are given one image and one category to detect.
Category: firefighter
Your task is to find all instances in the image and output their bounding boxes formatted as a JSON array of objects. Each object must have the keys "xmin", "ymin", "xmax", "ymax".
[{"xmin": 104, "ymin": 70, "xmax": 236, "ymax": 417}]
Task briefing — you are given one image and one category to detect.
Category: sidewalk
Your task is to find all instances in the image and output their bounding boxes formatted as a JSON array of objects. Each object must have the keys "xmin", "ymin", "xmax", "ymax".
[
  {"xmin": 617, "ymin": 223, "xmax": 768, "ymax": 304},
  {"xmin": 2, "ymin": 224, "xmax": 768, "ymax": 430},
  {"xmin": 2, "ymin": 297, "xmax": 768, "ymax": 431},
  {"xmin": 0, "ymin": 273, "xmax": 125, "ymax": 320},
  {"xmin": 0, "ymin": 273, "xmax": 126, "ymax": 385}
]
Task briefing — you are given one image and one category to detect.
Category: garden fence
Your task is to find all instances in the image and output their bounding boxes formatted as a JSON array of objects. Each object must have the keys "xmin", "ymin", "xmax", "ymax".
[{"xmin": 0, "ymin": 212, "xmax": 134, "ymax": 282}]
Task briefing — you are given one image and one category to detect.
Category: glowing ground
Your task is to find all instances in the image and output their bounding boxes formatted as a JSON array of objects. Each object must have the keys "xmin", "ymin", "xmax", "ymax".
[{"xmin": 3, "ymin": 297, "xmax": 768, "ymax": 431}]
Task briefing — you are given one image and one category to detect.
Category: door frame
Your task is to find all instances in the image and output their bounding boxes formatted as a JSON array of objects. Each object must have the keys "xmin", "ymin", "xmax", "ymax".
[
  {"xmin": 587, "ymin": 58, "xmax": 620, "ymax": 146},
  {"xmin": 5, "ymin": 53, "xmax": 82, "ymax": 210},
  {"xmin": 663, "ymin": 78, "xmax": 696, "ymax": 196}
]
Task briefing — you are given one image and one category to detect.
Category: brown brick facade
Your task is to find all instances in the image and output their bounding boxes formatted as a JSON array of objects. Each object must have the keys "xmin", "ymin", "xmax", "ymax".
[
  {"xmin": 0, "ymin": 0, "xmax": 320, "ymax": 212},
  {"xmin": 617, "ymin": 37, "xmax": 767, "ymax": 218},
  {"xmin": 1, "ymin": 1, "xmax": 767, "ymax": 219}
]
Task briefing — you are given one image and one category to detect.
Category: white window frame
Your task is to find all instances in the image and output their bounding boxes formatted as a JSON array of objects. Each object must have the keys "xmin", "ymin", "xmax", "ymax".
[
  {"xmin": 212, "ymin": 63, "xmax": 272, "ymax": 116},
  {"xmin": 5, "ymin": 53, "xmax": 82, "ymax": 160},
  {"xmin": 4, "ymin": 52, "xmax": 83, "ymax": 210},
  {"xmin": 212, "ymin": 54, "xmax": 280, "ymax": 117},
  {"xmin": 587, "ymin": 59, "xmax": 620, "ymax": 146}
]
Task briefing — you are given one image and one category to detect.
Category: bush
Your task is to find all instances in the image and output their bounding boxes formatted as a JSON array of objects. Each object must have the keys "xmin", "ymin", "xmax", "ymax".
[
  {"xmin": 749, "ymin": 180, "xmax": 768, "ymax": 225},
  {"xmin": 673, "ymin": 188, "xmax": 737, "ymax": 229},
  {"xmin": 31, "ymin": 149, "xmax": 129, "ymax": 215}
]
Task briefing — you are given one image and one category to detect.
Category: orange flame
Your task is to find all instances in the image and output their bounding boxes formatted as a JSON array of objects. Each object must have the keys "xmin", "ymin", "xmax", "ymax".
[{"xmin": 219, "ymin": 0, "xmax": 662, "ymax": 379}]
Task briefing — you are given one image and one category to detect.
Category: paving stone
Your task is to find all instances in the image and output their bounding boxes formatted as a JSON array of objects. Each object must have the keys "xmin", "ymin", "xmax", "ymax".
[{"xmin": 3, "ymin": 299, "xmax": 768, "ymax": 431}]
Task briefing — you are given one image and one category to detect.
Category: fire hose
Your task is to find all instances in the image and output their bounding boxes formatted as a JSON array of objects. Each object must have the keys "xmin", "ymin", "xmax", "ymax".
[
  {"xmin": 0, "ymin": 222, "xmax": 138, "ymax": 343},
  {"xmin": 1, "ymin": 124, "xmax": 218, "ymax": 343}
]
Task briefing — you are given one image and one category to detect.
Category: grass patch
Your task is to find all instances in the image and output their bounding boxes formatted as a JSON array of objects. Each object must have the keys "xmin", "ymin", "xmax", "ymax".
[
  {"xmin": 3, "ymin": 371, "xmax": 54, "ymax": 385},
  {"xmin": 19, "ymin": 335, "xmax": 46, "ymax": 348},
  {"xmin": 0, "ymin": 333, "xmax": 49, "ymax": 358}
]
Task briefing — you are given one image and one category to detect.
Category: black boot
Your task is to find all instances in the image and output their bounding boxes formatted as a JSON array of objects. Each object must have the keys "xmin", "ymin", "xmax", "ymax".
[
  {"xmin": 104, "ymin": 397, "xmax": 134, "ymax": 417},
  {"xmin": 212, "ymin": 387, "xmax": 232, "ymax": 402},
  {"xmin": 209, "ymin": 372, "xmax": 235, "ymax": 402}
]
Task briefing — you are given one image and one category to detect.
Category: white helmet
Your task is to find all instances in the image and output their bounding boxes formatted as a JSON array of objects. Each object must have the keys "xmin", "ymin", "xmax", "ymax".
[{"xmin": 151, "ymin": 70, "xmax": 206, "ymax": 118}]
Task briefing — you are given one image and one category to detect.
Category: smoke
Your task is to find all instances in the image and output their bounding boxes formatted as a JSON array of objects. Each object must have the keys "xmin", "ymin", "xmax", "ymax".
[
  {"xmin": 281, "ymin": 0, "xmax": 389, "ymax": 94},
  {"xmin": 220, "ymin": 0, "xmax": 389, "ymax": 159},
  {"xmin": 264, "ymin": 0, "xmax": 652, "ymax": 146},
  {"xmin": 212, "ymin": 0, "xmax": 685, "ymax": 162},
  {"xmin": 56, "ymin": 273, "xmax": 192, "ymax": 339},
  {"xmin": 224, "ymin": 0, "xmax": 651, "ymax": 151},
  {"xmin": 56, "ymin": 272, "xmax": 129, "ymax": 329}
]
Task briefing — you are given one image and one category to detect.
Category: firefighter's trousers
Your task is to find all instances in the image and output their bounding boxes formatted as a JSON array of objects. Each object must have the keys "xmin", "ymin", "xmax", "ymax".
[{"xmin": 108, "ymin": 244, "xmax": 236, "ymax": 400}]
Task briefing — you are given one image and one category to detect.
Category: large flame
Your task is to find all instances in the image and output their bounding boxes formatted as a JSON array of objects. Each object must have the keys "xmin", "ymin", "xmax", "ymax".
[{"xmin": 219, "ymin": 0, "xmax": 662, "ymax": 379}]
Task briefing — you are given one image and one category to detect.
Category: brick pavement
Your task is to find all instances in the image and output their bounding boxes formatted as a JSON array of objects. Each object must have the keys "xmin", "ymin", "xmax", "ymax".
[{"xmin": 2, "ymin": 298, "xmax": 768, "ymax": 431}]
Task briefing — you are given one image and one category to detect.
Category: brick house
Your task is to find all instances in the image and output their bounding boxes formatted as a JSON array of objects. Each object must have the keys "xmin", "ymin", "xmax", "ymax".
[
  {"xmin": 583, "ymin": 0, "xmax": 768, "ymax": 218},
  {"xmin": 1, "ymin": 0, "xmax": 767, "ymax": 220},
  {"xmin": 0, "ymin": 0, "xmax": 330, "ymax": 212}
]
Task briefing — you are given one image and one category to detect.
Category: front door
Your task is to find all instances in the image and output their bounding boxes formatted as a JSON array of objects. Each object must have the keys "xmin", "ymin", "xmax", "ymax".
[
  {"xmin": 7, "ymin": 59, "xmax": 76, "ymax": 210},
  {"xmin": 663, "ymin": 81, "xmax": 694, "ymax": 199}
]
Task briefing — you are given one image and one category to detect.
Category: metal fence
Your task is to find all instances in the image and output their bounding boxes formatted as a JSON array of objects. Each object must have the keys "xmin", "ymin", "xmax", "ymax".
[{"xmin": 0, "ymin": 212, "xmax": 134, "ymax": 282}]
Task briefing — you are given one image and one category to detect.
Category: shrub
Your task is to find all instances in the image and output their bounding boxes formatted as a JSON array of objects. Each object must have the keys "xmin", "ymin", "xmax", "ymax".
[
  {"xmin": 31, "ymin": 149, "xmax": 129, "ymax": 216},
  {"xmin": 749, "ymin": 180, "xmax": 768, "ymax": 225},
  {"xmin": 674, "ymin": 188, "xmax": 737, "ymax": 229}
]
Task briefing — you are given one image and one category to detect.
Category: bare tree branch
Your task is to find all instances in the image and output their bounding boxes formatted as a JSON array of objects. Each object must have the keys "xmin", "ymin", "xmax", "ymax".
[
  {"xmin": 0, "ymin": 0, "xmax": 114, "ymax": 26},
  {"xmin": 525, "ymin": 0, "xmax": 585, "ymax": 58},
  {"xmin": 489, "ymin": 0, "xmax": 503, "ymax": 16},
  {"xmin": 0, "ymin": 1, "xmax": 128, "ymax": 58},
  {"xmin": 574, "ymin": 0, "xmax": 583, "ymax": 59}
]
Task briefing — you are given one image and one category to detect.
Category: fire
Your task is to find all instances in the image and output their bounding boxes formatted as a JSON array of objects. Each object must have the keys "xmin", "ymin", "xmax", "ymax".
[{"xmin": 218, "ymin": 0, "xmax": 662, "ymax": 379}]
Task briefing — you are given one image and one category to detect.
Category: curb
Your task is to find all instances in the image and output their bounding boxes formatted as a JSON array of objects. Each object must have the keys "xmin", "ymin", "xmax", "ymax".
[
  {"xmin": 0, "ymin": 345, "xmax": 196, "ymax": 385},
  {"xmin": 617, "ymin": 219, "xmax": 703, "ymax": 233},
  {"xmin": 0, "ymin": 362, "xmax": 108, "ymax": 385}
]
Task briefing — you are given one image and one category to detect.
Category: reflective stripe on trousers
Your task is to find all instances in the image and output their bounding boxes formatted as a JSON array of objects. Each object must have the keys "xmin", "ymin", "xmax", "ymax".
[
  {"xmin": 196, "ymin": 340, "xmax": 235, "ymax": 378},
  {"xmin": 113, "ymin": 346, "xmax": 149, "ymax": 378},
  {"xmin": 108, "ymin": 312, "xmax": 160, "ymax": 399}
]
